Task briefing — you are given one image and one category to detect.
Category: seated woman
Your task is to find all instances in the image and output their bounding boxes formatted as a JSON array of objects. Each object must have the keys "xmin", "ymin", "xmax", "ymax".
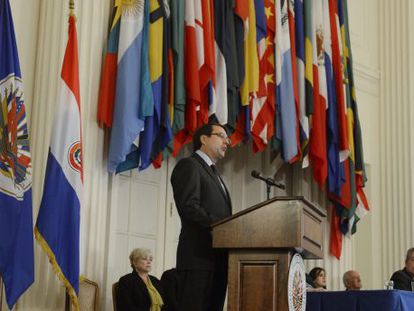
[
  {"xmin": 117, "ymin": 248, "xmax": 165, "ymax": 311},
  {"xmin": 308, "ymin": 267, "xmax": 327, "ymax": 291}
]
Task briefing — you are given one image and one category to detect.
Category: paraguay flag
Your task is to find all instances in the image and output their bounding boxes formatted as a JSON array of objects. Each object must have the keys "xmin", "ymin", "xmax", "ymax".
[
  {"xmin": 35, "ymin": 13, "xmax": 82, "ymax": 310},
  {"xmin": 0, "ymin": 0, "xmax": 34, "ymax": 308}
]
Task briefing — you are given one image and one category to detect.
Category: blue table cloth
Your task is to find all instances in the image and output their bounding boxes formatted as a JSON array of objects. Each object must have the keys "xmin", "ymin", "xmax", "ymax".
[{"xmin": 306, "ymin": 290, "xmax": 414, "ymax": 311}]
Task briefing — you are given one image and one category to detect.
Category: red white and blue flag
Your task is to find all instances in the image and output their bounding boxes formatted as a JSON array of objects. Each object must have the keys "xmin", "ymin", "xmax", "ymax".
[{"xmin": 35, "ymin": 13, "xmax": 82, "ymax": 310}]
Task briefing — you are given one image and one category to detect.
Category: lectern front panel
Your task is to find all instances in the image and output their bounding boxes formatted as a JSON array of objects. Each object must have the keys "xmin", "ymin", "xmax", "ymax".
[
  {"xmin": 240, "ymin": 261, "xmax": 276, "ymax": 311},
  {"xmin": 228, "ymin": 251, "xmax": 291, "ymax": 311}
]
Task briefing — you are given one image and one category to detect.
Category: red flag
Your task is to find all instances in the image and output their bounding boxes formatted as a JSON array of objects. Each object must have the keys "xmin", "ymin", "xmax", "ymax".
[
  {"xmin": 229, "ymin": 107, "xmax": 248, "ymax": 147},
  {"xmin": 97, "ymin": 55, "xmax": 117, "ymax": 128},
  {"xmin": 329, "ymin": 159, "xmax": 352, "ymax": 209},
  {"xmin": 309, "ymin": 0, "xmax": 328, "ymax": 186},
  {"xmin": 329, "ymin": 206, "xmax": 343, "ymax": 259},
  {"xmin": 97, "ymin": 6, "xmax": 121, "ymax": 128}
]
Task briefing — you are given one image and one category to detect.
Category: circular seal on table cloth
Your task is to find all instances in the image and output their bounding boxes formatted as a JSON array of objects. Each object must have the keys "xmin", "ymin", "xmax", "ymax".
[{"xmin": 288, "ymin": 253, "xmax": 306, "ymax": 311}]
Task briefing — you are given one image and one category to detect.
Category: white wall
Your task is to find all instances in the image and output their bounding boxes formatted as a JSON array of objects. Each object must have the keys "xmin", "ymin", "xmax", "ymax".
[
  {"xmin": 377, "ymin": 0, "xmax": 414, "ymax": 285},
  {"xmin": 345, "ymin": 0, "xmax": 382, "ymax": 290}
]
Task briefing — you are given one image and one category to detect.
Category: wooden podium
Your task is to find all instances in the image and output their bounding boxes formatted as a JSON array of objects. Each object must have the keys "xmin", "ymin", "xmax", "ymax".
[{"xmin": 211, "ymin": 196, "xmax": 326, "ymax": 311}]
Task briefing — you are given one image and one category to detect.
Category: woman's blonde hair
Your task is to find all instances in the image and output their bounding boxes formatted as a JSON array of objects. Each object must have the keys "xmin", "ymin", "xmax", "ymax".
[{"xmin": 129, "ymin": 248, "xmax": 152, "ymax": 267}]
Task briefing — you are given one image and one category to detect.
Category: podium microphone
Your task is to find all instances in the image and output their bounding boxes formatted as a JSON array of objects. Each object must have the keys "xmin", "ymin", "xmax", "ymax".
[{"xmin": 251, "ymin": 170, "xmax": 261, "ymax": 179}]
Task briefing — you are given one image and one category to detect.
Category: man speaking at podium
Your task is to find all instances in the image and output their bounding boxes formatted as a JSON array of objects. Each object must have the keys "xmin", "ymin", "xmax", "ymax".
[{"xmin": 171, "ymin": 123, "xmax": 232, "ymax": 311}]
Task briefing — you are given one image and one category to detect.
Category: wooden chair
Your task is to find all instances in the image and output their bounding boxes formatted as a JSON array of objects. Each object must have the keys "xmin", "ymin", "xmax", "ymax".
[
  {"xmin": 65, "ymin": 277, "xmax": 99, "ymax": 311},
  {"xmin": 112, "ymin": 282, "xmax": 119, "ymax": 311}
]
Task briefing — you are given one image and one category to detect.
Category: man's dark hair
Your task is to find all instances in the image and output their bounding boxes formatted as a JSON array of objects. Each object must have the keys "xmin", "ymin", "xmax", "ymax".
[
  {"xmin": 405, "ymin": 248, "xmax": 414, "ymax": 263},
  {"xmin": 192, "ymin": 123, "xmax": 227, "ymax": 152}
]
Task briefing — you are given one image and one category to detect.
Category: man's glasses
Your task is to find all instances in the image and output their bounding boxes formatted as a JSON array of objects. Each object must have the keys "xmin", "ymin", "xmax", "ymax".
[{"xmin": 210, "ymin": 132, "xmax": 231, "ymax": 144}]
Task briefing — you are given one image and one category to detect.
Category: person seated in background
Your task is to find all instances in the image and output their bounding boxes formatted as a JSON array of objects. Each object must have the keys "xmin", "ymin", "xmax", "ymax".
[
  {"xmin": 308, "ymin": 267, "xmax": 327, "ymax": 290},
  {"xmin": 117, "ymin": 248, "xmax": 165, "ymax": 311},
  {"xmin": 390, "ymin": 247, "xmax": 414, "ymax": 291},
  {"xmin": 343, "ymin": 270, "xmax": 362, "ymax": 290}
]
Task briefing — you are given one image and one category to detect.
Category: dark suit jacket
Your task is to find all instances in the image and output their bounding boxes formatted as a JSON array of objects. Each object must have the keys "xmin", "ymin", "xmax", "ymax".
[
  {"xmin": 160, "ymin": 268, "xmax": 180, "ymax": 311},
  {"xmin": 391, "ymin": 268, "xmax": 414, "ymax": 291},
  {"xmin": 171, "ymin": 153, "xmax": 232, "ymax": 270},
  {"xmin": 117, "ymin": 271, "xmax": 166, "ymax": 311}
]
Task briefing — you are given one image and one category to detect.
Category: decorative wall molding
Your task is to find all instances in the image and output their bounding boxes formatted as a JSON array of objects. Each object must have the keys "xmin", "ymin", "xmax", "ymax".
[
  {"xmin": 353, "ymin": 63, "xmax": 380, "ymax": 96},
  {"xmin": 378, "ymin": 0, "xmax": 414, "ymax": 285}
]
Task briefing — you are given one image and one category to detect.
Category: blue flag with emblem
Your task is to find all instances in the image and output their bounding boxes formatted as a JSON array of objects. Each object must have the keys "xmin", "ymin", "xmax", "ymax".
[{"xmin": 0, "ymin": 0, "xmax": 34, "ymax": 308}]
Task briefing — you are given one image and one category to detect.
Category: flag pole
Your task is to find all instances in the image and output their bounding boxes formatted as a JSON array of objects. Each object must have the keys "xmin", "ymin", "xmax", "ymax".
[
  {"xmin": 68, "ymin": 5, "xmax": 79, "ymax": 310},
  {"xmin": 0, "ymin": 275, "xmax": 3, "ymax": 311}
]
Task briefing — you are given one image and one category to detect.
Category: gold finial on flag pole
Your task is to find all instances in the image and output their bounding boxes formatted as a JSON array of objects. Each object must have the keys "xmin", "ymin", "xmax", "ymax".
[{"xmin": 69, "ymin": 0, "xmax": 75, "ymax": 17}]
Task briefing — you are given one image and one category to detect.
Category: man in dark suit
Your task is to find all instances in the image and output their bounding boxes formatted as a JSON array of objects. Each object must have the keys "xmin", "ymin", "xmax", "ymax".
[
  {"xmin": 171, "ymin": 123, "xmax": 232, "ymax": 311},
  {"xmin": 391, "ymin": 247, "xmax": 414, "ymax": 291}
]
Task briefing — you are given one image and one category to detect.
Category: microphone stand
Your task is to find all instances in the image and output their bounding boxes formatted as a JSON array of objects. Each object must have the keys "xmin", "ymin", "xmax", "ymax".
[
  {"xmin": 266, "ymin": 182, "xmax": 271, "ymax": 201},
  {"xmin": 264, "ymin": 178, "xmax": 282, "ymax": 200},
  {"xmin": 251, "ymin": 171, "xmax": 285, "ymax": 200}
]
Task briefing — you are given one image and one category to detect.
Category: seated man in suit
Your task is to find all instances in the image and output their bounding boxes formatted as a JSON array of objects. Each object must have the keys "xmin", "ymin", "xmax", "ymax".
[
  {"xmin": 343, "ymin": 270, "xmax": 362, "ymax": 290},
  {"xmin": 390, "ymin": 247, "xmax": 414, "ymax": 291}
]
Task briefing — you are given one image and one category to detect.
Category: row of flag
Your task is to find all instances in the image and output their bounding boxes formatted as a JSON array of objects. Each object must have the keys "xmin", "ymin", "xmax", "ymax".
[
  {"xmin": 0, "ymin": 0, "xmax": 82, "ymax": 309},
  {"xmin": 98, "ymin": 0, "xmax": 369, "ymax": 258}
]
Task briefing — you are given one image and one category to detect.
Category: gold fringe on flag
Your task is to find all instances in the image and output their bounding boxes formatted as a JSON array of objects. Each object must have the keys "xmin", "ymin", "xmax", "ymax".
[{"xmin": 34, "ymin": 228, "xmax": 80, "ymax": 311}]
